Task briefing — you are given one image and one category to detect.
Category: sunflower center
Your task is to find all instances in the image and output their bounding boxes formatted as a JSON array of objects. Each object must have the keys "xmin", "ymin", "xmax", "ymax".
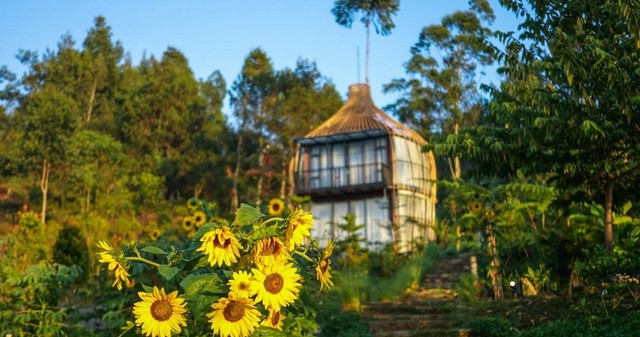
[
  {"xmin": 319, "ymin": 259, "xmax": 329, "ymax": 274},
  {"xmin": 272, "ymin": 203, "xmax": 281, "ymax": 212},
  {"xmin": 261, "ymin": 240, "xmax": 280, "ymax": 256},
  {"xmin": 223, "ymin": 301, "xmax": 246, "ymax": 322},
  {"xmin": 214, "ymin": 236, "xmax": 231, "ymax": 248},
  {"xmin": 196, "ymin": 216, "xmax": 202, "ymax": 222},
  {"xmin": 150, "ymin": 299, "xmax": 173, "ymax": 322},
  {"xmin": 239, "ymin": 282, "xmax": 248, "ymax": 290},
  {"xmin": 264, "ymin": 273, "xmax": 284, "ymax": 294},
  {"xmin": 271, "ymin": 311, "xmax": 280, "ymax": 325}
]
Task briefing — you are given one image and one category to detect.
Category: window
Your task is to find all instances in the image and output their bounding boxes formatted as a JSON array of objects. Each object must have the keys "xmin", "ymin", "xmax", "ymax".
[{"xmin": 298, "ymin": 136, "xmax": 388, "ymax": 191}]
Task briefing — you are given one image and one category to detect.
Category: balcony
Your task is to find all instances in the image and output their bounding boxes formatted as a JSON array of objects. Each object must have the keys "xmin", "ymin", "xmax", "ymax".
[{"xmin": 294, "ymin": 163, "xmax": 390, "ymax": 196}]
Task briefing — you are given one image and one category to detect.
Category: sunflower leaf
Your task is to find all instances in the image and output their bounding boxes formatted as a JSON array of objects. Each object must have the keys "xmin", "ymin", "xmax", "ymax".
[
  {"xmin": 233, "ymin": 203, "xmax": 264, "ymax": 226},
  {"xmin": 180, "ymin": 273, "xmax": 222, "ymax": 296},
  {"xmin": 141, "ymin": 282, "xmax": 154, "ymax": 293},
  {"xmin": 140, "ymin": 245, "xmax": 165, "ymax": 255},
  {"xmin": 255, "ymin": 326, "xmax": 288, "ymax": 336},
  {"xmin": 118, "ymin": 325, "xmax": 138, "ymax": 337},
  {"xmin": 193, "ymin": 223, "xmax": 216, "ymax": 240},
  {"xmin": 248, "ymin": 226, "xmax": 279, "ymax": 240},
  {"xmin": 158, "ymin": 265, "xmax": 180, "ymax": 281}
]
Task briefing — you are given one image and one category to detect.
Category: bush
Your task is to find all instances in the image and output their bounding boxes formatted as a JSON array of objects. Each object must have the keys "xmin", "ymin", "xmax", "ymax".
[
  {"xmin": 318, "ymin": 311, "xmax": 373, "ymax": 337},
  {"xmin": 465, "ymin": 318, "xmax": 513, "ymax": 337},
  {"xmin": 53, "ymin": 224, "xmax": 89, "ymax": 279}
]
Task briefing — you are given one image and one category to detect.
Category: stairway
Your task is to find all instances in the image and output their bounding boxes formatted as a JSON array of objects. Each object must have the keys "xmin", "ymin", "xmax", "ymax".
[{"xmin": 361, "ymin": 252, "xmax": 476, "ymax": 337}]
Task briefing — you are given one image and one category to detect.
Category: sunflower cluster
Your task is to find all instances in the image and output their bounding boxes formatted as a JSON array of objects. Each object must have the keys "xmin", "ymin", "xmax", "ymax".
[
  {"xmin": 181, "ymin": 197, "xmax": 215, "ymax": 235},
  {"xmin": 97, "ymin": 199, "xmax": 335, "ymax": 337}
]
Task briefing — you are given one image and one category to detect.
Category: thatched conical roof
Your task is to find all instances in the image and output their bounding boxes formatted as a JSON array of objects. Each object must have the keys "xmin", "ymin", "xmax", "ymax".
[{"xmin": 302, "ymin": 83, "xmax": 426, "ymax": 144}]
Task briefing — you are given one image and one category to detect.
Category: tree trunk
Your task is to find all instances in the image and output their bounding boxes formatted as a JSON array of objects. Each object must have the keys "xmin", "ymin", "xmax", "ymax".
[
  {"xmin": 232, "ymin": 132, "xmax": 243, "ymax": 212},
  {"xmin": 40, "ymin": 159, "xmax": 50, "ymax": 225},
  {"xmin": 255, "ymin": 136, "xmax": 264, "ymax": 206},
  {"xmin": 280, "ymin": 164, "xmax": 287, "ymax": 199},
  {"xmin": 452, "ymin": 122, "xmax": 461, "ymax": 179},
  {"xmin": 365, "ymin": 19, "xmax": 370, "ymax": 84},
  {"xmin": 86, "ymin": 80, "xmax": 97, "ymax": 123},
  {"xmin": 487, "ymin": 222, "xmax": 503, "ymax": 300},
  {"xmin": 604, "ymin": 180, "xmax": 615, "ymax": 254},
  {"xmin": 287, "ymin": 156, "xmax": 296, "ymax": 197}
]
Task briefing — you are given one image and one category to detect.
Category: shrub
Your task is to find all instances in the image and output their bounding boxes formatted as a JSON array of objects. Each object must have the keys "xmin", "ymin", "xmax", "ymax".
[
  {"xmin": 318, "ymin": 311, "xmax": 373, "ymax": 337},
  {"xmin": 53, "ymin": 224, "xmax": 89, "ymax": 279},
  {"xmin": 465, "ymin": 318, "xmax": 513, "ymax": 337}
]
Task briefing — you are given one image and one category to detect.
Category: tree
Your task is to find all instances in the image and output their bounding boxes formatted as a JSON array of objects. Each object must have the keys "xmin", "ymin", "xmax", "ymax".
[
  {"xmin": 385, "ymin": 0, "xmax": 495, "ymax": 180},
  {"xmin": 270, "ymin": 59, "xmax": 343, "ymax": 196},
  {"xmin": 18, "ymin": 86, "xmax": 80, "ymax": 224},
  {"xmin": 81, "ymin": 16, "xmax": 123, "ymax": 128},
  {"xmin": 331, "ymin": 0, "xmax": 399, "ymax": 84},
  {"xmin": 229, "ymin": 48, "xmax": 275, "ymax": 208},
  {"xmin": 439, "ymin": 0, "xmax": 640, "ymax": 253}
]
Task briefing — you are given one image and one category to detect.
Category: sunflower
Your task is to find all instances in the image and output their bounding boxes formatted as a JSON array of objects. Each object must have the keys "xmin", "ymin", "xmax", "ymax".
[
  {"xmin": 260, "ymin": 309, "xmax": 285, "ymax": 331},
  {"xmin": 193, "ymin": 210, "xmax": 207, "ymax": 228},
  {"xmin": 316, "ymin": 241, "xmax": 335, "ymax": 291},
  {"xmin": 181, "ymin": 216, "xmax": 195, "ymax": 232},
  {"xmin": 252, "ymin": 262, "xmax": 302, "ymax": 312},
  {"xmin": 252, "ymin": 237, "xmax": 290, "ymax": 268},
  {"xmin": 210, "ymin": 216, "xmax": 230, "ymax": 226},
  {"xmin": 197, "ymin": 226, "xmax": 242, "ymax": 267},
  {"xmin": 97, "ymin": 240, "xmax": 130, "ymax": 291},
  {"xmin": 267, "ymin": 198, "xmax": 285, "ymax": 217},
  {"xmin": 485, "ymin": 209, "xmax": 495, "ymax": 220},
  {"xmin": 187, "ymin": 198, "xmax": 201, "ymax": 211},
  {"xmin": 228, "ymin": 270, "xmax": 254, "ymax": 299},
  {"xmin": 285, "ymin": 209, "xmax": 313, "ymax": 251},
  {"xmin": 208, "ymin": 296, "xmax": 261, "ymax": 337},
  {"xmin": 133, "ymin": 286, "xmax": 187, "ymax": 337},
  {"xmin": 470, "ymin": 201, "xmax": 483, "ymax": 214},
  {"xmin": 150, "ymin": 229, "xmax": 161, "ymax": 241}
]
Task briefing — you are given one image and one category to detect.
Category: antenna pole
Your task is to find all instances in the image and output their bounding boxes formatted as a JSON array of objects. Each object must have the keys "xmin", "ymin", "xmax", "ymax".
[{"xmin": 357, "ymin": 45, "xmax": 361, "ymax": 83}]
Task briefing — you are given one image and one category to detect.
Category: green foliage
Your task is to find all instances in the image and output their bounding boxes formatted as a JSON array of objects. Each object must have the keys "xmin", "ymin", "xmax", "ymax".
[
  {"xmin": 318, "ymin": 311, "xmax": 373, "ymax": 337},
  {"xmin": 456, "ymin": 273, "xmax": 484, "ymax": 304},
  {"xmin": 334, "ymin": 213, "xmax": 368, "ymax": 271},
  {"xmin": 53, "ymin": 223, "xmax": 89, "ymax": 279},
  {"xmin": 369, "ymin": 245, "xmax": 439, "ymax": 301},
  {"xmin": 385, "ymin": 0, "xmax": 494, "ymax": 143},
  {"xmin": 519, "ymin": 311, "xmax": 640, "ymax": 337},
  {"xmin": 0, "ymin": 262, "xmax": 83, "ymax": 337},
  {"xmin": 465, "ymin": 317, "xmax": 513, "ymax": 337}
]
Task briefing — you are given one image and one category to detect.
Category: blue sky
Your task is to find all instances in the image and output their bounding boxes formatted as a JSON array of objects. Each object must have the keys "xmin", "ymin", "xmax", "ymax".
[{"xmin": 1, "ymin": 0, "xmax": 521, "ymax": 115}]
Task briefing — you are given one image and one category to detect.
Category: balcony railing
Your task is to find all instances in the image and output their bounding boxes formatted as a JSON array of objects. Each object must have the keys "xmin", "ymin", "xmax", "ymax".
[{"xmin": 295, "ymin": 163, "xmax": 390, "ymax": 195}]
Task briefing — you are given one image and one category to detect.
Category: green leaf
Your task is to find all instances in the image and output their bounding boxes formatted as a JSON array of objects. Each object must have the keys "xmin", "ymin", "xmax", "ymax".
[
  {"xmin": 193, "ymin": 223, "xmax": 216, "ymax": 241},
  {"xmin": 233, "ymin": 203, "xmax": 264, "ymax": 226},
  {"xmin": 248, "ymin": 226, "xmax": 279, "ymax": 241},
  {"xmin": 254, "ymin": 326, "xmax": 288, "ymax": 337},
  {"xmin": 140, "ymin": 246, "xmax": 165, "ymax": 255},
  {"xmin": 180, "ymin": 273, "xmax": 223, "ymax": 296},
  {"xmin": 118, "ymin": 325, "xmax": 138, "ymax": 337},
  {"xmin": 158, "ymin": 265, "xmax": 180, "ymax": 281},
  {"xmin": 141, "ymin": 282, "xmax": 154, "ymax": 293}
]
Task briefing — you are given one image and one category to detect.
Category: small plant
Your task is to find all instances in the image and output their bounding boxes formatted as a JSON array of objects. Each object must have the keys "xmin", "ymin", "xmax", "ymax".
[{"xmin": 465, "ymin": 317, "xmax": 513, "ymax": 337}]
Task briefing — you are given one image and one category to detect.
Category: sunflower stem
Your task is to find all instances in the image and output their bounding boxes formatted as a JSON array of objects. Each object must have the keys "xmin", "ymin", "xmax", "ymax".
[
  {"xmin": 126, "ymin": 256, "xmax": 161, "ymax": 268},
  {"xmin": 261, "ymin": 217, "xmax": 285, "ymax": 226},
  {"xmin": 293, "ymin": 250, "xmax": 314, "ymax": 263}
]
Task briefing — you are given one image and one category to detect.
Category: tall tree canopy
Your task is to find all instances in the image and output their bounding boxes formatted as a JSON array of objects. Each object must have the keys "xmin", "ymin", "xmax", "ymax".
[
  {"xmin": 332, "ymin": 0, "xmax": 399, "ymax": 84},
  {"xmin": 438, "ymin": 0, "xmax": 640, "ymax": 253},
  {"xmin": 385, "ymin": 0, "xmax": 495, "ymax": 180}
]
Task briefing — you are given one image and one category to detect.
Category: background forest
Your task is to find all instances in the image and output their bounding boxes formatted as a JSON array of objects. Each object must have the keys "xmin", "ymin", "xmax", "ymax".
[{"xmin": 2, "ymin": 0, "xmax": 640, "ymax": 336}]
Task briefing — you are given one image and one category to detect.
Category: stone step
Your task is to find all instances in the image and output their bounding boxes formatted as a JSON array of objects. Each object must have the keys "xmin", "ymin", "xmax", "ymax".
[
  {"xmin": 369, "ymin": 317, "xmax": 454, "ymax": 331},
  {"xmin": 361, "ymin": 302, "xmax": 458, "ymax": 315},
  {"xmin": 373, "ymin": 328, "xmax": 472, "ymax": 337}
]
